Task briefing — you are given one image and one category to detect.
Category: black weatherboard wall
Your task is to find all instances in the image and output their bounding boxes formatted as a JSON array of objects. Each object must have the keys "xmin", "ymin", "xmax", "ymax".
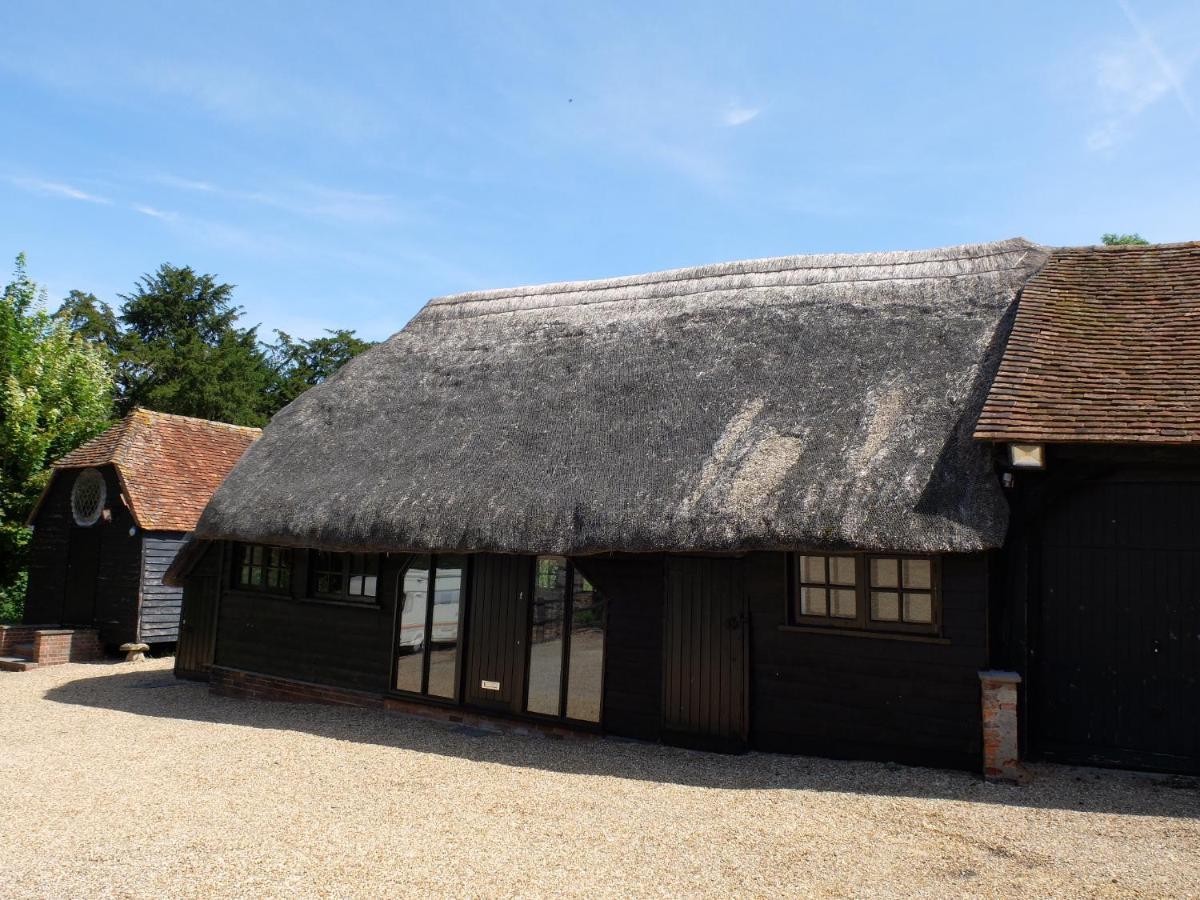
[
  {"xmin": 999, "ymin": 444, "xmax": 1200, "ymax": 775},
  {"xmin": 24, "ymin": 466, "xmax": 144, "ymax": 646},
  {"xmin": 748, "ymin": 552, "xmax": 990, "ymax": 771},
  {"xmin": 189, "ymin": 544, "xmax": 989, "ymax": 769}
]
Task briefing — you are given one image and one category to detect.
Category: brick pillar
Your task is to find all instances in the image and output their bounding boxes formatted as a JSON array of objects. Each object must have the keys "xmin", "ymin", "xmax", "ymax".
[{"xmin": 978, "ymin": 670, "xmax": 1028, "ymax": 784}]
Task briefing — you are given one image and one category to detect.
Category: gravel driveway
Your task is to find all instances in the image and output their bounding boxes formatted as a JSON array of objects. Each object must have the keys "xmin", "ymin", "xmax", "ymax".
[{"xmin": 1, "ymin": 660, "xmax": 1197, "ymax": 898}]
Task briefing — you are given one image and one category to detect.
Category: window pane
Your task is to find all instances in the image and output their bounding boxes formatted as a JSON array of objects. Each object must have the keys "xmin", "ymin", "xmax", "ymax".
[
  {"xmin": 240, "ymin": 565, "xmax": 251, "ymax": 586},
  {"xmin": 903, "ymin": 559, "xmax": 931, "ymax": 590},
  {"xmin": 799, "ymin": 555, "xmax": 826, "ymax": 583},
  {"xmin": 526, "ymin": 556, "xmax": 566, "ymax": 716},
  {"xmin": 566, "ymin": 571, "xmax": 605, "ymax": 722},
  {"xmin": 830, "ymin": 588, "xmax": 857, "ymax": 619},
  {"xmin": 829, "ymin": 556, "xmax": 856, "ymax": 586},
  {"xmin": 250, "ymin": 545, "xmax": 263, "ymax": 565},
  {"xmin": 904, "ymin": 592, "xmax": 933, "ymax": 624},
  {"xmin": 348, "ymin": 575, "xmax": 363, "ymax": 595},
  {"xmin": 799, "ymin": 586, "xmax": 827, "ymax": 617},
  {"xmin": 249, "ymin": 567, "xmax": 263, "ymax": 587},
  {"xmin": 870, "ymin": 558, "xmax": 898, "ymax": 588},
  {"xmin": 395, "ymin": 557, "xmax": 430, "ymax": 692},
  {"xmin": 871, "ymin": 591, "xmax": 900, "ymax": 622},
  {"xmin": 278, "ymin": 568, "xmax": 291, "ymax": 591},
  {"xmin": 427, "ymin": 556, "xmax": 464, "ymax": 699},
  {"xmin": 363, "ymin": 575, "xmax": 377, "ymax": 598}
]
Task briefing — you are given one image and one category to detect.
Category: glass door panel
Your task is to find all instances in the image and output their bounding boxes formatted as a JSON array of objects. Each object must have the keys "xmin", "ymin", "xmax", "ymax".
[
  {"xmin": 395, "ymin": 557, "xmax": 430, "ymax": 693},
  {"xmin": 524, "ymin": 557, "xmax": 605, "ymax": 724},
  {"xmin": 426, "ymin": 556, "xmax": 464, "ymax": 699},
  {"xmin": 566, "ymin": 571, "xmax": 606, "ymax": 722},
  {"xmin": 526, "ymin": 556, "xmax": 566, "ymax": 716},
  {"xmin": 394, "ymin": 554, "xmax": 465, "ymax": 700}
]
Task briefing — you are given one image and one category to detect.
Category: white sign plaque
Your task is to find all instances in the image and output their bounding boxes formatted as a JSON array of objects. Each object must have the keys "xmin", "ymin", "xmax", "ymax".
[{"xmin": 481, "ymin": 679, "xmax": 500, "ymax": 691}]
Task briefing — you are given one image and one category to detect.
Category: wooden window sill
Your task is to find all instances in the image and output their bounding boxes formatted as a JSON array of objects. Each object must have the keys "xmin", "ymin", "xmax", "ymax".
[
  {"xmin": 778, "ymin": 624, "xmax": 950, "ymax": 644},
  {"xmin": 296, "ymin": 596, "xmax": 381, "ymax": 610}
]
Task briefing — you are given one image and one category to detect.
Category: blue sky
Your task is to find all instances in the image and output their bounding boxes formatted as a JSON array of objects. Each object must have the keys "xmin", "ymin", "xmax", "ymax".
[{"xmin": 1, "ymin": 1, "xmax": 1197, "ymax": 341}]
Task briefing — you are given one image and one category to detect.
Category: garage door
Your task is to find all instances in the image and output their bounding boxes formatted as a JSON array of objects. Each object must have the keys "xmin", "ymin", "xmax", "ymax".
[{"xmin": 1035, "ymin": 473, "xmax": 1200, "ymax": 773}]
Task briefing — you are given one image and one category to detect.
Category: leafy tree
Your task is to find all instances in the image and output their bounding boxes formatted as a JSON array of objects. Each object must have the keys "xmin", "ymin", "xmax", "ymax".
[
  {"xmin": 117, "ymin": 264, "xmax": 274, "ymax": 426},
  {"xmin": 0, "ymin": 255, "xmax": 113, "ymax": 621},
  {"xmin": 267, "ymin": 328, "xmax": 375, "ymax": 411},
  {"xmin": 1101, "ymin": 233, "xmax": 1150, "ymax": 246},
  {"xmin": 55, "ymin": 290, "xmax": 121, "ymax": 354}
]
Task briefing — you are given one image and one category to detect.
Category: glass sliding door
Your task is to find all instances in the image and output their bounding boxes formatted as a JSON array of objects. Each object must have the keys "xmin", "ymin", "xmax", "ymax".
[
  {"xmin": 524, "ymin": 556, "xmax": 606, "ymax": 724},
  {"xmin": 526, "ymin": 557, "xmax": 567, "ymax": 716},
  {"xmin": 566, "ymin": 570, "xmax": 605, "ymax": 722},
  {"xmin": 394, "ymin": 554, "xmax": 465, "ymax": 700}
]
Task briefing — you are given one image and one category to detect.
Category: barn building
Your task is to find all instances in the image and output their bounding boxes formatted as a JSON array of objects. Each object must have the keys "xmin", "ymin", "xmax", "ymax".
[
  {"xmin": 167, "ymin": 238, "xmax": 1200, "ymax": 778},
  {"xmin": 5, "ymin": 409, "xmax": 259, "ymax": 670}
]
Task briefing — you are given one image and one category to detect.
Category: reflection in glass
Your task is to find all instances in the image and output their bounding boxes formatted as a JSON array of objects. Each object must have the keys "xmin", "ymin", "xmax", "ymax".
[
  {"xmin": 427, "ymin": 556, "xmax": 464, "ymax": 699},
  {"xmin": 902, "ymin": 559, "xmax": 931, "ymax": 589},
  {"xmin": 526, "ymin": 556, "xmax": 566, "ymax": 716},
  {"xmin": 395, "ymin": 557, "xmax": 430, "ymax": 692},
  {"xmin": 829, "ymin": 556, "xmax": 856, "ymax": 586},
  {"xmin": 871, "ymin": 591, "xmax": 900, "ymax": 622},
  {"xmin": 870, "ymin": 558, "xmax": 898, "ymax": 588},
  {"xmin": 904, "ymin": 591, "xmax": 933, "ymax": 624},
  {"xmin": 566, "ymin": 571, "xmax": 605, "ymax": 722},
  {"xmin": 799, "ymin": 586, "xmax": 827, "ymax": 616},
  {"xmin": 830, "ymin": 588, "xmax": 856, "ymax": 618}
]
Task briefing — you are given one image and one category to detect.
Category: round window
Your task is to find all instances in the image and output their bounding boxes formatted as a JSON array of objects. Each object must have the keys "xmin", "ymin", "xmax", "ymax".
[{"xmin": 71, "ymin": 468, "xmax": 106, "ymax": 527}]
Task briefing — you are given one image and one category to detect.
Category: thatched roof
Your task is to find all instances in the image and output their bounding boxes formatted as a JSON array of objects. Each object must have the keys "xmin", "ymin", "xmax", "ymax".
[{"xmin": 195, "ymin": 238, "xmax": 1048, "ymax": 555}]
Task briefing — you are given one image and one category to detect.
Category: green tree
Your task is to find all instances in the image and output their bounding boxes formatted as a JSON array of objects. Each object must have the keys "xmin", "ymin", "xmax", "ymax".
[
  {"xmin": 0, "ymin": 254, "xmax": 114, "ymax": 621},
  {"xmin": 55, "ymin": 289, "xmax": 122, "ymax": 354},
  {"xmin": 267, "ymin": 328, "xmax": 374, "ymax": 412},
  {"xmin": 1101, "ymin": 233, "xmax": 1150, "ymax": 246},
  {"xmin": 117, "ymin": 264, "xmax": 274, "ymax": 426}
]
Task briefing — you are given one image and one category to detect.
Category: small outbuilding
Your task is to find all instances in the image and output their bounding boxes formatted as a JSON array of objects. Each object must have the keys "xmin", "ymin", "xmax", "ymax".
[{"xmin": 21, "ymin": 409, "xmax": 259, "ymax": 653}]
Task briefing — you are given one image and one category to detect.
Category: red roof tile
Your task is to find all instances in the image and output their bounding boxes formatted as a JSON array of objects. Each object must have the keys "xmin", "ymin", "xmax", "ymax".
[
  {"xmin": 51, "ymin": 409, "xmax": 260, "ymax": 531},
  {"xmin": 975, "ymin": 241, "xmax": 1200, "ymax": 444}
]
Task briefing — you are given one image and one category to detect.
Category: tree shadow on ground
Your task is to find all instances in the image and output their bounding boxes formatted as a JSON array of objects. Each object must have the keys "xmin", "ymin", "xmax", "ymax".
[{"xmin": 44, "ymin": 664, "xmax": 1200, "ymax": 819}]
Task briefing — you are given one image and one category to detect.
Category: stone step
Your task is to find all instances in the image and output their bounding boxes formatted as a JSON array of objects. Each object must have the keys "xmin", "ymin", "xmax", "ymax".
[{"xmin": 0, "ymin": 656, "xmax": 37, "ymax": 672}]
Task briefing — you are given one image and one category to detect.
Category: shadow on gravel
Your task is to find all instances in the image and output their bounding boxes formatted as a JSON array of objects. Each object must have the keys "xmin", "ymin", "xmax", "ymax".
[{"xmin": 45, "ymin": 665, "xmax": 1200, "ymax": 819}]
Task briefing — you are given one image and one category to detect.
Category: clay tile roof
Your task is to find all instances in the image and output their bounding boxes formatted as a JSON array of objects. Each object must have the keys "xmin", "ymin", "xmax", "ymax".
[
  {"xmin": 51, "ymin": 409, "xmax": 261, "ymax": 531},
  {"xmin": 975, "ymin": 241, "xmax": 1200, "ymax": 445}
]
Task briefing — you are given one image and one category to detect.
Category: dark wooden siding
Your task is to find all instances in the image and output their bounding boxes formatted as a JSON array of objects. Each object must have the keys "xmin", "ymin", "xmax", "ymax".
[
  {"xmin": 213, "ymin": 547, "xmax": 401, "ymax": 693},
  {"xmin": 463, "ymin": 554, "xmax": 529, "ymax": 713},
  {"xmin": 175, "ymin": 541, "xmax": 222, "ymax": 680},
  {"xmin": 139, "ymin": 533, "xmax": 187, "ymax": 643},
  {"xmin": 1033, "ymin": 469, "xmax": 1200, "ymax": 773},
  {"xmin": 662, "ymin": 557, "xmax": 748, "ymax": 751},
  {"xmin": 25, "ymin": 465, "xmax": 142, "ymax": 645},
  {"xmin": 24, "ymin": 470, "xmax": 76, "ymax": 624},
  {"xmin": 748, "ymin": 551, "xmax": 989, "ymax": 771},
  {"xmin": 574, "ymin": 555, "xmax": 664, "ymax": 742}
]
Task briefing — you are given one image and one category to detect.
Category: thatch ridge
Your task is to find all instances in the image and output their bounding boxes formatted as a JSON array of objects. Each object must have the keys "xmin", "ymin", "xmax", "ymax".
[{"xmin": 196, "ymin": 238, "xmax": 1048, "ymax": 555}]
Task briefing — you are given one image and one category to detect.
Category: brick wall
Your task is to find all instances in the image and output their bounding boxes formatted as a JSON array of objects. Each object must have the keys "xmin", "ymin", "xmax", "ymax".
[
  {"xmin": 0, "ymin": 625, "xmax": 42, "ymax": 655},
  {"xmin": 209, "ymin": 666, "xmax": 597, "ymax": 742},
  {"xmin": 32, "ymin": 629, "xmax": 104, "ymax": 665},
  {"xmin": 979, "ymin": 670, "xmax": 1027, "ymax": 783}
]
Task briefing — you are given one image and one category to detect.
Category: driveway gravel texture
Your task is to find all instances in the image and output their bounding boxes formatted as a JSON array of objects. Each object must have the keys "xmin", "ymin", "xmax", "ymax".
[{"xmin": 1, "ymin": 659, "xmax": 1197, "ymax": 898}]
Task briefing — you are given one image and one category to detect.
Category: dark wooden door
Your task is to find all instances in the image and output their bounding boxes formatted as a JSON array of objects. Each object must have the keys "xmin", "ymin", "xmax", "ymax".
[
  {"xmin": 1035, "ymin": 474, "xmax": 1200, "ymax": 774},
  {"xmin": 63, "ymin": 526, "xmax": 101, "ymax": 625},
  {"xmin": 662, "ymin": 557, "xmax": 748, "ymax": 752},
  {"xmin": 463, "ymin": 554, "xmax": 531, "ymax": 713},
  {"xmin": 176, "ymin": 569, "xmax": 220, "ymax": 680}
]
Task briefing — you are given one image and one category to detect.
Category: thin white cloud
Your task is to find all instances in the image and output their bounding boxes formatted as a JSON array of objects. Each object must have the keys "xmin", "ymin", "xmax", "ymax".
[
  {"xmin": 1087, "ymin": 2, "xmax": 1197, "ymax": 150},
  {"xmin": 10, "ymin": 177, "xmax": 111, "ymax": 204},
  {"xmin": 133, "ymin": 204, "xmax": 177, "ymax": 221},
  {"xmin": 152, "ymin": 174, "xmax": 403, "ymax": 226},
  {"xmin": 1117, "ymin": 0, "xmax": 1194, "ymax": 118},
  {"xmin": 721, "ymin": 106, "xmax": 761, "ymax": 127}
]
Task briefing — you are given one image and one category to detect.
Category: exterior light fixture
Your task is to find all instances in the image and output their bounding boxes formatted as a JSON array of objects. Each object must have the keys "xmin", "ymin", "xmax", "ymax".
[{"xmin": 1008, "ymin": 442, "xmax": 1045, "ymax": 469}]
